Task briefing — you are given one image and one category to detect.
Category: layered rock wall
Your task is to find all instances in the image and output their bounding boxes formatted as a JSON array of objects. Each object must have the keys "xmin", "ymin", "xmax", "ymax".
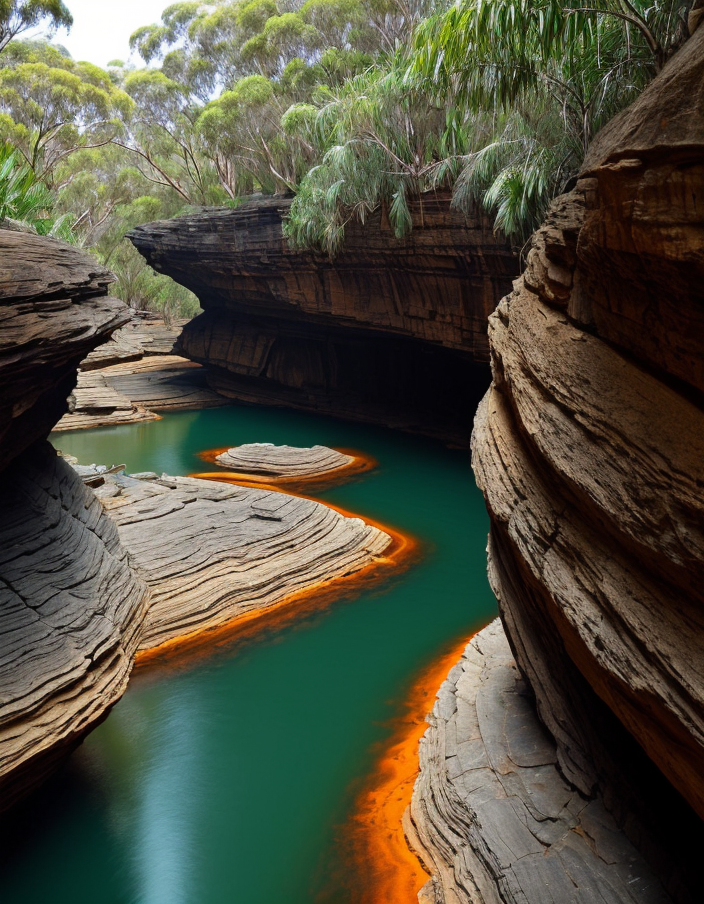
[
  {"xmin": 130, "ymin": 193, "xmax": 516, "ymax": 443},
  {"xmin": 0, "ymin": 232, "xmax": 148, "ymax": 810},
  {"xmin": 466, "ymin": 27, "xmax": 704, "ymax": 899}
]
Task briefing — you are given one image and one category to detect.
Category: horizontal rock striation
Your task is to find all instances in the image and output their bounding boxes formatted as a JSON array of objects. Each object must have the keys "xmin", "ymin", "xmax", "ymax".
[
  {"xmin": 97, "ymin": 473, "xmax": 391, "ymax": 652},
  {"xmin": 410, "ymin": 621, "xmax": 672, "ymax": 904},
  {"xmin": 130, "ymin": 193, "xmax": 516, "ymax": 444},
  {"xmin": 214, "ymin": 443, "xmax": 354, "ymax": 479},
  {"xmin": 467, "ymin": 28, "xmax": 704, "ymax": 902},
  {"xmin": 0, "ymin": 230, "xmax": 124, "ymax": 472},
  {"xmin": 0, "ymin": 443, "xmax": 149, "ymax": 810}
]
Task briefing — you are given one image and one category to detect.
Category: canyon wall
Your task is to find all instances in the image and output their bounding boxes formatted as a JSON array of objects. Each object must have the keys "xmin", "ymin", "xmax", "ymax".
[
  {"xmin": 0, "ymin": 232, "xmax": 149, "ymax": 809},
  {"xmin": 130, "ymin": 193, "xmax": 516, "ymax": 444},
  {"xmin": 466, "ymin": 25, "xmax": 704, "ymax": 900}
]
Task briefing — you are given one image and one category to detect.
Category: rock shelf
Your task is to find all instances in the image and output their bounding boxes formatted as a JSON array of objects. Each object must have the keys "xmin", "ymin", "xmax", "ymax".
[
  {"xmin": 210, "ymin": 443, "xmax": 366, "ymax": 487},
  {"xmin": 96, "ymin": 472, "xmax": 392, "ymax": 654},
  {"xmin": 409, "ymin": 621, "xmax": 672, "ymax": 904}
]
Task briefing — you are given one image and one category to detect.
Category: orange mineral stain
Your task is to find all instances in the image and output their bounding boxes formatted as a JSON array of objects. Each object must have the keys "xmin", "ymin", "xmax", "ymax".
[
  {"xmin": 325, "ymin": 634, "xmax": 476, "ymax": 904},
  {"xmin": 134, "ymin": 472, "xmax": 420, "ymax": 676},
  {"xmin": 196, "ymin": 445, "xmax": 377, "ymax": 493}
]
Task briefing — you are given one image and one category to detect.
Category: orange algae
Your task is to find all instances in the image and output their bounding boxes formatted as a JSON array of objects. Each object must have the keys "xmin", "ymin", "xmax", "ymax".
[
  {"xmin": 134, "ymin": 483, "xmax": 420, "ymax": 675},
  {"xmin": 196, "ymin": 445, "xmax": 377, "ymax": 493},
  {"xmin": 323, "ymin": 634, "xmax": 476, "ymax": 904}
]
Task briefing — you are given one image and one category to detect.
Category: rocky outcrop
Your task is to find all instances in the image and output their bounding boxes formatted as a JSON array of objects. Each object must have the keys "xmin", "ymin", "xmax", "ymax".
[
  {"xmin": 214, "ymin": 443, "xmax": 354, "ymax": 479},
  {"xmin": 96, "ymin": 472, "xmax": 391, "ymax": 652},
  {"xmin": 130, "ymin": 193, "xmax": 516, "ymax": 444},
  {"xmin": 0, "ymin": 233, "xmax": 153, "ymax": 810},
  {"xmin": 410, "ymin": 621, "xmax": 672, "ymax": 904},
  {"xmin": 55, "ymin": 355, "xmax": 225, "ymax": 431},
  {"xmin": 463, "ymin": 27, "xmax": 704, "ymax": 902},
  {"xmin": 0, "ymin": 231, "xmax": 123, "ymax": 471},
  {"xmin": 0, "ymin": 445, "xmax": 149, "ymax": 811}
]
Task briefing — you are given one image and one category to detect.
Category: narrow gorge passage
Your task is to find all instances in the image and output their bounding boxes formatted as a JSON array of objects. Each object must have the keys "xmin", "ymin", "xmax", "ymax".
[{"xmin": 0, "ymin": 401, "xmax": 497, "ymax": 904}]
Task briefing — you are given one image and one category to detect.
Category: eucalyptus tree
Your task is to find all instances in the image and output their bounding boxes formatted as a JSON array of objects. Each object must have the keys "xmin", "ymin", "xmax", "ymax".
[
  {"xmin": 0, "ymin": 42, "xmax": 133, "ymax": 181},
  {"xmin": 0, "ymin": 0, "xmax": 72, "ymax": 53}
]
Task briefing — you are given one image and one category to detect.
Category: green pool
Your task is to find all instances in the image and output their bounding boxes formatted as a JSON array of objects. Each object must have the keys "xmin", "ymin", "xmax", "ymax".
[{"xmin": 1, "ymin": 401, "xmax": 497, "ymax": 904}]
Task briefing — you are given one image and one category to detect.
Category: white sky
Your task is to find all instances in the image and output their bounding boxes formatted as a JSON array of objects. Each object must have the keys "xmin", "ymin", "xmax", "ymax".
[{"xmin": 30, "ymin": 0, "xmax": 172, "ymax": 67}]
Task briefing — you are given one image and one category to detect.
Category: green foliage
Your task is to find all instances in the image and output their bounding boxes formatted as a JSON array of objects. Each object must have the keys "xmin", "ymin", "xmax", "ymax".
[
  {"xmin": 0, "ymin": 141, "xmax": 74, "ymax": 237},
  {"xmin": 0, "ymin": 0, "xmax": 72, "ymax": 53}
]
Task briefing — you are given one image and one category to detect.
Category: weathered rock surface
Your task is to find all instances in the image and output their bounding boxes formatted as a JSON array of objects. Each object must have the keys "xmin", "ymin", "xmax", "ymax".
[
  {"xmin": 130, "ymin": 192, "xmax": 516, "ymax": 444},
  {"xmin": 468, "ymin": 28, "xmax": 704, "ymax": 902},
  {"xmin": 0, "ymin": 230, "xmax": 124, "ymax": 472},
  {"xmin": 54, "ymin": 355, "xmax": 225, "ymax": 431},
  {"xmin": 410, "ymin": 621, "xmax": 672, "ymax": 904},
  {"xmin": 80, "ymin": 315, "xmax": 188, "ymax": 370},
  {"xmin": 98, "ymin": 472, "xmax": 391, "ymax": 652},
  {"xmin": 0, "ymin": 443, "xmax": 149, "ymax": 811},
  {"xmin": 214, "ymin": 443, "xmax": 354, "ymax": 479}
]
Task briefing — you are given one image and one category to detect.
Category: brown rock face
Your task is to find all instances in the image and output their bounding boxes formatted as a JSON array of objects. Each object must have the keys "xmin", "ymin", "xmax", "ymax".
[
  {"xmin": 0, "ymin": 231, "xmax": 124, "ymax": 473},
  {"xmin": 471, "ymin": 27, "xmax": 704, "ymax": 897},
  {"xmin": 130, "ymin": 193, "xmax": 516, "ymax": 444},
  {"xmin": 0, "ymin": 234, "xmax": 149, "ymax": 810}
]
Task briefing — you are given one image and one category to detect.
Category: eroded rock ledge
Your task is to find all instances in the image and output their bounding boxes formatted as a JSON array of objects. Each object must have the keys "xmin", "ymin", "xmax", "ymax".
[
  {"xmin": 130, "ymin": 192, "xmax": 516, "ymax": 444},
  {"xmin": 466, "ymin": 26, "xmax": 704, "ymax": 903},
  {"xmin": 410, "ymin": 621, "xmax": 671, "ymax": 904},
  {"xmin": 96, "ymin": 472, "xmax": 391, "ymax": 652}
]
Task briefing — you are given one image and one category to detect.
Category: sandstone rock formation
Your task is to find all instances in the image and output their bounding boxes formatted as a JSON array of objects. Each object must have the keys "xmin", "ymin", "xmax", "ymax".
[
  {"xmin": 214, "ymin": 443, "xmax": 354, "ymax": 480},
  {"xmin": 130, "ymin": 192, "xmax": 516, "ymax": 444},
  {"xmin": 0, "ymin": 230, "xmax": 123, "ymax": 471},
  {"xmin": 55, "ymin": 355, "xmax": 225, "ymax": 431},
  {"xmin": 460, "ymin": 27, "xmax": 704, "ymax": 902},
  {"xmin": 97, "ymin": 472, "xmax": 391, "ymax": 652},
  {"xmin": 0, "ymin": 233, "xmax": 154, "ymax": 811},
  {"xmin": 410, "ymin": 621, "xmax": 671, "ymax": 904}
]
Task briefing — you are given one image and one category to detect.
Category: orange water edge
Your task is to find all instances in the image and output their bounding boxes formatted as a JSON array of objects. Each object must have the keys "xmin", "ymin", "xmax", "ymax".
[
  {"xmin": 321, "ymin": 633, "xmax": 476, "ymax": 904},
  {"xmin": 134, "ymin": 483, "xmax": 420, "ymax": 675},
  {"xmin": 196, "ymin": 445, "xmax": 378, "ymax": 493}
]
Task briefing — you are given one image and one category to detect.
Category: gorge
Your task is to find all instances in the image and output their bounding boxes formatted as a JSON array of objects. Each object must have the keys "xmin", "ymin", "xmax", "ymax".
[{"xmin": 0, "ymin": 12, "xmax": 702, "ymax": 904}]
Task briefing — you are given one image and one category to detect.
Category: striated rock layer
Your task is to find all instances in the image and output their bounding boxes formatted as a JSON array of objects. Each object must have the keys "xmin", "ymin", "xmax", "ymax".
[
  {"xmin": 0, "ymin": 233, "xmax": 151, "ymax": 811},
  {"xmin": 0, "ymin": 444, "xmax": 149, "ymax": 811},
  {"xmin": 466, "ymin": 27, "xmax": 704, "ymax": 902},
  {"xmin": 130, "ymin": 193, "xmax": 516, "ymax": 444},
  {"xmin": 96, "ymin": 472, "xmax": 391, "ymax": 652},
  {"xmin": 214, "ymin": 443, "xmax": 354, "ymax": 479},
  {"xmin": 0, "ymin": 230, "xmax": 123, "ymax": 471}
]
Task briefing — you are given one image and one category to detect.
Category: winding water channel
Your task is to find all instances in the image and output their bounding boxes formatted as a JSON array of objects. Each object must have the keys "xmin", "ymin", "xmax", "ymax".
[{"xmin": 2, "ymin": 402, "xmax": 496, "ymax": 904}]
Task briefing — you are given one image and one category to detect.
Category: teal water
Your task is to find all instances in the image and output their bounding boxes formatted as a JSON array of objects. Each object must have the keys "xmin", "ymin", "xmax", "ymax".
[{"xmin": 2, "ymin": 403, "xmax": 497, "ymax": 904}]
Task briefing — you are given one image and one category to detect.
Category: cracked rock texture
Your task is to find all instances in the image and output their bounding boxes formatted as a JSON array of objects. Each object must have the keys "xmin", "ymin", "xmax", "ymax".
[
  {"xmin": 0, "ymin": 444, "xmax": 149, "ymax": 811},
  {"xmin": 97, "ymin": 473, "xmax": 391, "ymax": 652},
  {"xmin": 410, "ymin": 621, "xmax": 672, "ymax": 904},
  {"xmin": 467, "ymin": 28, "xmax": 704, "ymax": 902},
  {"xmin": 130, "ymin": 192, "xmax": 516, "ymax": 445}
]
